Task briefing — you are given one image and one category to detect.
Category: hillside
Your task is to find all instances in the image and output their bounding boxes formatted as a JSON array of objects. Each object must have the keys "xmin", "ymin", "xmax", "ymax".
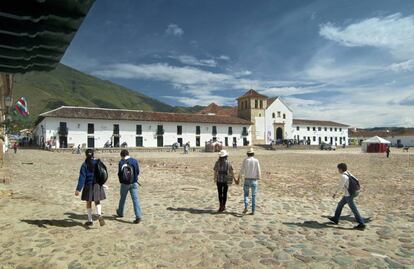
[{"xmin": 11, "ymin": 63, "xmax": 173, "ymax": 131}]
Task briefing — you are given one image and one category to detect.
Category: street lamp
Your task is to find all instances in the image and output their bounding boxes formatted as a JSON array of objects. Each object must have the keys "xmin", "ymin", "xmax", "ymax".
[{"xmin": 4, "ymin": 96, "xmax": 13, "ymax": 107}]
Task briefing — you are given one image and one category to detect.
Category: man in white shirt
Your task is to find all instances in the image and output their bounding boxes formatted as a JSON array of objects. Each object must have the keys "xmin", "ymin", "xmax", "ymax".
[
  {"xmin": 328, "ymin": 163, "xmax": 366, "ymax": 230},
  {"xmin": 238, "ymin": 148, "xmax": 261, "ymax": 215}
]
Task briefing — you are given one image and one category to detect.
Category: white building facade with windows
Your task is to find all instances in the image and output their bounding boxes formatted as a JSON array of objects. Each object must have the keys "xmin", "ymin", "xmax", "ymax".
[{"xmin": 34, "ymin": 106, "xmax": 252, "ymax": 149}]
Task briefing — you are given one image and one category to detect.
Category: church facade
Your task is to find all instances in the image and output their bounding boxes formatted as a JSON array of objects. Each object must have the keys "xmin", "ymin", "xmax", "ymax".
[{"xmin": 234, "ymin": 90, "xmax": 349, "ymax": 146}]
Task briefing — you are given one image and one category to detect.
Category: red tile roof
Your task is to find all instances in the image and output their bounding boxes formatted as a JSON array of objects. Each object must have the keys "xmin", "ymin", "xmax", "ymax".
[
  {"xmin": 198, "ymin": 103, "xmax": 238, "ymax": 117},
  {"xmin": 349, "ymin": 128, "xmax": 414, "ymax": 137},
  {"xmin": 293, "ymin": 119, "xmax": 349, "ymax": 127},
  {"xmin": 38, "ymin": 106, "xmax": 252, "ymax": 125},
  {"xmin": 237, "ymin": 89, "xmax": 268, "ymax": 100}
]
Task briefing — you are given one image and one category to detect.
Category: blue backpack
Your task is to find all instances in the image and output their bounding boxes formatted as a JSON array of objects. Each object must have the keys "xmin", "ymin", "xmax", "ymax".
[{"xmin": 346, "ymin": 172, "xmax": 360, "ymax": 195}]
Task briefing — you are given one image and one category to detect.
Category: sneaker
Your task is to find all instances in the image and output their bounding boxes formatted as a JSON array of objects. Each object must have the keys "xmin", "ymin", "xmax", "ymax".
[
  {"xmin": 84, "ymin": 221, "xmax": 93, "ymax": 227},
  {"xmin": 353, "ymin": 224, "xmax": 366, "ymax": 230},
  {"xmin": 98, "ymin": 216, "xmax": 105, "ymax": 226},
  {"xmin": 243, "ymin": 208, "xmax": 248, "ymax": 214},
  {"xmin": 328, "ymin": 217, "xmax": 338, "ymax": 224},
  {"xmin": 133, "ymin": 218, "xmax": 141, "ymax": 224}
]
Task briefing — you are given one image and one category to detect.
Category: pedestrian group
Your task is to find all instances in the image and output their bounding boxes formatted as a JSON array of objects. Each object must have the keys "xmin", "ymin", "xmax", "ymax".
[{"xmin": 75, "ymin": 148, "xmax": 367, "ymax": 230}]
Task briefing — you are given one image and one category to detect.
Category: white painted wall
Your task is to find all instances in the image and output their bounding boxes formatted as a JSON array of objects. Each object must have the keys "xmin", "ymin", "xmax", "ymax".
[
  {"xmin": 292, "ymin": 124, "xmax": 349, "ymax": 146},
  {"xmin": 36, "ymin": 117, "xmax": 252, "ymax": 148},
  {"xmin": 264, "ymin": 98, "xmax": 293, "ymax": 143},
  {"xmin": 386, "ymin": 136, "xmax": 414, "ymax": 147}
]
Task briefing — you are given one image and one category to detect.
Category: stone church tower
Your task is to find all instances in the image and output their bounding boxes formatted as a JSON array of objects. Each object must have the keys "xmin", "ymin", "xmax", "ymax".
[{"xmin": 237, "ymin": 89, "xmax": 268, "ymax": 144}]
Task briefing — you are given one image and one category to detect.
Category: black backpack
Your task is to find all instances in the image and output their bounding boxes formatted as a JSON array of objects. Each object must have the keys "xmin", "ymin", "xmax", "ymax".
[
  {"xmin": 121, "ymin": 159, "xmax": 134, "ymax": 184},
  {"xmin": 346, "ymin": 172, "xmax": 360, "ymax": 196},
  {"xmin": 94, "ymin": 159, "xmax": 108, "ymax": 186}
]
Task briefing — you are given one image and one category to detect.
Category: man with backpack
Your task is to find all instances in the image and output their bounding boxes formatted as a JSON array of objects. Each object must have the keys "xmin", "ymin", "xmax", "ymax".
[
  {"xmin": 328, "ymin": 163, "xmax": 366, "ymax": 230},
  {"xmin": 116, "ymin": 149, "xmax": 142, "ymax": 224}
]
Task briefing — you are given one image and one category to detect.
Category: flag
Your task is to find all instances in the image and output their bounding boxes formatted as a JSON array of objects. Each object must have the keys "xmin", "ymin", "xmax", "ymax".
[{"xmin": 15, "ymin": 97, "xmax": 29, "ymax": 116}]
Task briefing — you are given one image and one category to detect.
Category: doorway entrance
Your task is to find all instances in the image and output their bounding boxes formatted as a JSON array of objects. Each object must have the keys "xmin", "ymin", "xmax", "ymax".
[
  {"xmin": 87, "ymin": 137, "xmax": 94, "ymax": 148},
  {"xmin": 276, "ymin": 127, "xmax": 283, "ymax": 141},
  {"xmin": 157, "ymin": 136, "xmax": 164, "ymax": 147}
]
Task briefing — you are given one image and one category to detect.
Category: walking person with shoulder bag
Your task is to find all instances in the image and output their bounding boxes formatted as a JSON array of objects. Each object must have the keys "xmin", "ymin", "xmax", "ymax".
[
  {"xmin": 214, "ymin": 150, "xmax": 236, "ymax": 212},
  {"xmin": 328, "ymin": 163, "xmax": 366, "ymax": 230},
  {"xmin": 75, "ymin": 149, "xmax": 107, "ymax": 227},
  {"xmin": 116, "ymin": 149, "xmax": 142, "ymax": 224}
]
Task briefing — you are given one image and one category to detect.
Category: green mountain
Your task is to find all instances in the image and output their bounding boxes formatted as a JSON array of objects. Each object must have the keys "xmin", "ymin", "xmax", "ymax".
[{"xmin": 11, "ymin": 63, "xmax": 173, "ymax": 131}]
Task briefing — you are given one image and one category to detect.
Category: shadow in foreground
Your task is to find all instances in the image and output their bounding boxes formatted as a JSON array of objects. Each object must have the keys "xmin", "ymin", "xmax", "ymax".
[
  {"xmin": 21, "ymin": 219, "xmax": 88, "ymax": 229},
  {"xmin": 65, "ymin": 212, "xmax": 136, "ymax": 224},
  {"xmin": 284, "ymin": 216, "xmax": 372, "ymax": 230},
  {"xmin": 167, "ymin": 207, "xmax": 243, "ymax": 218},
  {"xmin": 321, "ymin": 215, "xmax": 372, "ymax": 224}
]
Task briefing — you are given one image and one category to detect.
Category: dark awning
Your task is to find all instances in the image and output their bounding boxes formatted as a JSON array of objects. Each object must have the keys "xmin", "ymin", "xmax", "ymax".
[{"xmin": 0, "ymin": 0, "xmax": 95, "ymax": 73}]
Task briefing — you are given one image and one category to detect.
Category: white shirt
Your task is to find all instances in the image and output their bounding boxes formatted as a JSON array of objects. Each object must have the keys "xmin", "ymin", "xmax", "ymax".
[
  {"xmin": 239, "ymin": 157, "xmax": 261, "ymax": 180},
  {"xmin": 334, "ymin": 172, "xmax": 352, "ymax": 196}
]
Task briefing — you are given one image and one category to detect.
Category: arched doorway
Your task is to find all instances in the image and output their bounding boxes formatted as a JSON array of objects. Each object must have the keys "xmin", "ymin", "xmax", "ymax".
[{"xmin": 276, "ymin": 127, "xmax": 283, "ymax": 141}]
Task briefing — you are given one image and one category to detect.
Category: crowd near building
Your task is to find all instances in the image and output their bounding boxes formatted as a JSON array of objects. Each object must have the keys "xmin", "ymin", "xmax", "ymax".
[{"xmin": 34, "ymin": 90, "xmax": 350, "ymax": 149}]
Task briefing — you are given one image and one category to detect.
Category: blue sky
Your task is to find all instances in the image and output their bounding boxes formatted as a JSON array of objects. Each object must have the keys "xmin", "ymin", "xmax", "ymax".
[{"xmin": 62, "ymin": 0, "xmax": 414, "ymax": 127}]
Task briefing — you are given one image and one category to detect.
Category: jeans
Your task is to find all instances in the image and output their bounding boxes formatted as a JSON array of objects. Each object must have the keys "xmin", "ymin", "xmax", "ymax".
[
  {"xmin": 117, "ymin": 183, "xmax": 142, "ymax": 219},
  {"xmin": 333, "ymin": 193, "xmax": 364, "ymax": 224},
  {"xmin": 217, "ymin": 182, "xmax": 228, "ymax": 206},
  {"xmin": 244, "ymin": 179, "xmax": 258, "ymax": 212}
]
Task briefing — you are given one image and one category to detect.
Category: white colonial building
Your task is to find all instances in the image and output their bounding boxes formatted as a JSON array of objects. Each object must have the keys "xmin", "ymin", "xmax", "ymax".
[
  {"xmin": 34, "ymin": 106, "xmax": 252, "ymax": 149},
  {"xmin": 235, "ymin": 90, "xmax": 349, "ymax": 145},
  {"xmin": 33, "ymin": 89, "xmax": 349, "ymax": 149}
]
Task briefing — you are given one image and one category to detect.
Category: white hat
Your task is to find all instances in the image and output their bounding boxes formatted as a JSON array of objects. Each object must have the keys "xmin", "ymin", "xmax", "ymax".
[
  {"xmin": 247, "ymin": 148, "xmax": 254, "ymax": 154},
  {"xmin": 218, "ymin": 150, "xmax": 228, "ymax": 157}
]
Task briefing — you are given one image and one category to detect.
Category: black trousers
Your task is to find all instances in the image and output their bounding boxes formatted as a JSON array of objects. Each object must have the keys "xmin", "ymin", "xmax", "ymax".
[{"xmin": 217, "ymin": 182, "xmax": 228, "ymax": 206}]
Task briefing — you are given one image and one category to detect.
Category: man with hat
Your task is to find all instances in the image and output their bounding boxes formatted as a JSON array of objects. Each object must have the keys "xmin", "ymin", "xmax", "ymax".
[
  {"xmin": 238, "ymin": 148, "xmax": 261, "ymax": 215},
  {"xmin": 214, "ymin": 149, "xmax": 235, "ymax": 212}
]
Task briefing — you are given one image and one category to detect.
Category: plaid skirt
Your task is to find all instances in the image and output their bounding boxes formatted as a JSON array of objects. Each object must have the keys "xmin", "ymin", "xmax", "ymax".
[{"xmin": 81, "ymin": 183, "xmax": 106, "ymax": 202}]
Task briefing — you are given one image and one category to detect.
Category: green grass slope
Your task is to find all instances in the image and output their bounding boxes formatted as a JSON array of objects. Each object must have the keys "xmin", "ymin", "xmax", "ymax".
[{"xmin": 11, "ymin": 63, "xmax": 173, "ymax": 131}]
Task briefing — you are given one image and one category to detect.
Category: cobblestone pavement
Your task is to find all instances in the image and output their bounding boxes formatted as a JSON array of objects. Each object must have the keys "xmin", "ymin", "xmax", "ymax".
[{"xmin": 0, "ymin": 148, "xmax": 413, "ymax": 269}]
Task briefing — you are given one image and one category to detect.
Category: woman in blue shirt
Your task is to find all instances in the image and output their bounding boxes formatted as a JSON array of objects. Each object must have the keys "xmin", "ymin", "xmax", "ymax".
[{"xmin": 75, "ymin": 149, "xmax": 106, "ymax": 226}]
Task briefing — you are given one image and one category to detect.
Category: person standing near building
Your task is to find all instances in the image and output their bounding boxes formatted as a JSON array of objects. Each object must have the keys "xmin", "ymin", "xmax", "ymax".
[
  {"xmin": 184, "ymin": 142, "xmax": 190, "ymax": 154},
  {"xmin": 214, "ymin": 150, "xmax": 235, "ymax": 212},
  {"xmin": 386, "ymin": 146, "xmax": 390, "ymax": 158},
  {"xmin": 328, "ymin": 163, "xmax": 366, "ymax": 230},
  {"xmin": 238, "ymin": 148, "xmax": 261, "ymax": 215},
  {"xmin": 13, "ymin": 142, "xmax": 18, "ymax": 154},
  {"xmin": 75, "ymin": 149, "xmax": 106, "ymax": 226},
  {"xmin": 116, "ymin": 149, "xmax": 142, "ymax": 224}
]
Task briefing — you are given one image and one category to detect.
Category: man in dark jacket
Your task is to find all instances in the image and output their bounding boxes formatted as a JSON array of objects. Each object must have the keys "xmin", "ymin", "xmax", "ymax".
[{"xmin": 116, "ymin": 149, "xmax": 142, "ymax": 223}]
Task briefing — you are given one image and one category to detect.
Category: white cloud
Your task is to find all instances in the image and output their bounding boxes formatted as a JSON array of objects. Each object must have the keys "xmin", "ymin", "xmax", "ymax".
[
  {"xmin": 169, "ymin": 55, "xmax": 217, "ymax": 67},
  {"xmin": 260, "ymin": 86, "xmax": 318, "ymax": 97},
  {"xmin": 217, "ymin": 55, "xmax": 230, "ymax": 61},
  {"xmin": 93, "ymin": 62, "xmax": 315, "ymax": 106},
  {"xmin": 319, "ymin": 13, "xmax": 414, "ymax": 60},
  {"xmin": 388, "ymin": 59, "xmax": 414, "ymax": 72},
  {"xmin": 164, "ymin": 95, "xmax": 235, "ymax": 106},
  {"xmin": 165, "ymin": 24, "xmax": 184, "ymax": 37}
]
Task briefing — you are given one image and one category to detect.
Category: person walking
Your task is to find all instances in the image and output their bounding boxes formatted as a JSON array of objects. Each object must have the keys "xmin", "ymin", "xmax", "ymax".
[
  {"xmin": 214, "ymin": 150, "xmax": 236, "ymax": 212},
  {"xmin": 386, "ymin": 146, "xmax": 390, "ymax": 158},
  {"xmin": 238, "ymin": 148, "xmax": 261, "ymax": 215},
  {"xmin": 75, "ymin": 149, "xmax": 106, "ymax": 226},
  {"xmin": 116, "ymin": 149, "xmax": 142, "ymax": 224},
  {"xmin": 328, "ymin": 163, "xmax": 366, "ymax": 230},
  {"xmin": 13, "ymin": 142, "xmax": 18, "ymax": 154}
]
